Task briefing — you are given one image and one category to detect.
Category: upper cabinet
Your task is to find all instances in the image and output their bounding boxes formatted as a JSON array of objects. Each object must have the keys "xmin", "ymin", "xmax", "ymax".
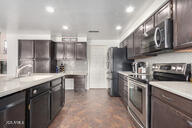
[
  {"xmin": 134, "ymin": 25, "xmax": 144, "ymax": 57},
  {"xmin": 35, "ymin": 40, "xmax": 50, "ymax": 59},
  {"xmin": 64, "ymin": 43, "xmax": 75, "ymax": 60},
  {"xmin": 155, "ymin": 1, "xmax": 172, "ymax": 26},
  {"xmin": 144, "ymin": 16, "xmax": 155, "ymax": 33},
  {"xmin": 76, "ymin": 42, "xmax": 87, "ymax": 60},
  {"xmin": 173, "ymin": 0, "xmax": 192, "ymax": 49},
  {"xmin": 19, "ymin": 40, "xmax": 34, "ymax": 59},
  {"xmin": 127, "ymin": 34, "xmax": 134, "ymax": 59},
  {"xmin": 52, "ymin": 42, "xmax": 64, "ymax": 60}
]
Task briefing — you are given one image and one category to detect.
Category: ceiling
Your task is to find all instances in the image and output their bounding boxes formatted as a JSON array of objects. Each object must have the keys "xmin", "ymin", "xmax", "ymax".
[{"xmin": 0, "ymin": 0, "xmax": 154, "ymax": 40}]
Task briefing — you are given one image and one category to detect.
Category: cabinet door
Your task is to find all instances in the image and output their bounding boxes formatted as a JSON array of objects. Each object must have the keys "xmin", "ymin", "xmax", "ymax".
[
  {"xmin": 74, "ymin": 75, "xmax": 86, "ymax": 92},
  {"xmin": 173, "ymin": 0, "xmax": 192, "ymax": 49},
  {"xmin": 35, "ymin": 40, "xmax": 50, "ymax": 59},
  {"xmin": 76, "ymin": 42, "xmax": 87, "ymax": 60},
  {"xmin": 155, "ymin": 2, "xmax": 172, "ymax": 26},
  {"xmin": 134, "ymin": 25, "xmax": 143, "ymax": 57},
  {"xmin": 64, "ymin": 43, "xmax": 75, "ymax": 60},
  {"xmin": 19, "ymin": 40, "xmax": 34, "ymax": 59},
  {"xmin": 144, "ymin": 16, "xmax": 154, "ymax": 33},
  {"xmin": 34, "ymin": 60, "xmax": 50, "ymax": 73},
  {"xmin": 51, "ymin": 84, "xmax": 62, "ymax": 120},
  {"xmin": 30, "ymin": 91, "xmax": 50, "ymax": 128},
  {"xmin": 54, "ymin": 42, "xmax": 64, "ymax": 60},
  {"xmin": 127, "ymin": 34, "xmax": 134, "ymax": 59},
  {"xmin": 151, "ymin": 96, "xmax": 192, "ymax": 128}
]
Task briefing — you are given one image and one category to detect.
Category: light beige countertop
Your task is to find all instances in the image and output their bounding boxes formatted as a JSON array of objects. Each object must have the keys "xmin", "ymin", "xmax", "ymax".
[
  {"xmin": 149, "ymin": 81, "xmax": 192, "ymax": 100},
  {"xmin": 118, "ymin": 71, "xmax": 135, "ymax": 76},
  {"xmin": 64, "ymin": 71, "xmax": 88, "ymax": 76},
  {"xmin": 0, "ymin": 73, "xmax": 65, "ymax": 98},
  {"xmin": 0, "ymin": 71, "xmax": 88, "ymax": 98}
]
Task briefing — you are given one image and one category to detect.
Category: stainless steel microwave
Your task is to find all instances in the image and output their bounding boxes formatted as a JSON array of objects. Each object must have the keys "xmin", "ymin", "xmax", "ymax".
[{"xmin": 142, "ymin": 18, "xmax": 173, "ymax": 54}]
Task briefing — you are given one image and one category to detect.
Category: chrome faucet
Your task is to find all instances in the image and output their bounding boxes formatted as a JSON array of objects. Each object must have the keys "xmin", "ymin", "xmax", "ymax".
[{"xmin": 16, "ymin": 64, "xmax": 33, "ymax": 77}]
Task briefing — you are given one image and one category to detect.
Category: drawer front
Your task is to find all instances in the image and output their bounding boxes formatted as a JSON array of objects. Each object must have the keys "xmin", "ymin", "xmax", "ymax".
[
  {"xmin": 51, "ymin": 78, "xmax": 62, "ymax": 87},
  {"xmin": 30, "ymin": 82, "xmax": 50, "ymax": 97},
  {"xmin": 119, "ymin": 74, "xmax": 128, "ymax": 81},
  {"xmin": 152, "ymin": 86, "xmax": 192, "ymax": 118}
]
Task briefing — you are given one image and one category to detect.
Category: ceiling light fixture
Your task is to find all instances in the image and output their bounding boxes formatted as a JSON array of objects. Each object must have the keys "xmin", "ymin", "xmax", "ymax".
[
  {"xmin": 62, "ymin": 25, "xmax": 69, "ymax": 30},
  {"xmin": 45, "ymin": 6, "xmax": 55, "ymax": 13},
  {"xmin": 126, "ymin": 6, "xmax": 134, "ymax": 13},
  {"xmin": 116, "ymin": 25, "xmax": 122, "ymax": 30}
]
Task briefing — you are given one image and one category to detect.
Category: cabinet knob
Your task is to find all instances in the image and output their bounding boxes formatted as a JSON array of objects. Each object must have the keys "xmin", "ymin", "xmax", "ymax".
[{"xmin": 33, "ymin": 89, "xmax": 37, "ymax": 94}]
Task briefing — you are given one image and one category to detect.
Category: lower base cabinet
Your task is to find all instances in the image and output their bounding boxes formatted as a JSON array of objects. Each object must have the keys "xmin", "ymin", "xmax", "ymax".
[
  {"xmin": 151, "ymin": 87, "xmax": 192, "ymax": 128},
  {"xmin": 30, "ymin": 91, "xmax": 51, "ymax": 128},
  {"xmin": 51, "ymin": 84, "xmax": 62, "ymax": 120},
  {"xmin": 118, "ymin": 74, "xmax": 128, "ymax": 106}
]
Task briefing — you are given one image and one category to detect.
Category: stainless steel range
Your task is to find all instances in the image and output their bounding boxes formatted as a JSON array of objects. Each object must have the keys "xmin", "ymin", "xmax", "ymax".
[{"xmin": 127, "ymin": 63, "xmax": 191, "ymax": 128}]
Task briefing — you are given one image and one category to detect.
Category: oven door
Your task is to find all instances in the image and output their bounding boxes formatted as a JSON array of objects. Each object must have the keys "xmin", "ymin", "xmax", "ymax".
[{"xmin": 128, "ymin": 78, "xmax": 147, "ymax": 128}]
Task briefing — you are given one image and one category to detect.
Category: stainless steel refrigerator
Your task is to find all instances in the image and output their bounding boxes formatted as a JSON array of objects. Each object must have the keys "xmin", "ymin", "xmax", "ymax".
[{"xmin": 106, "ymin": 47, "xmax": 133, "ymax": 97}]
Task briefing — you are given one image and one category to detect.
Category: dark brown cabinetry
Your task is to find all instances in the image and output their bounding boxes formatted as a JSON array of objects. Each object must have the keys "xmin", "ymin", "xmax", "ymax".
[
  {"xmin": 151, "ymin": 86, "xmax": 192, "ymax": 128},
  {"xmin": 144, "ymin": 16, "xmax": 154, "ymax": 33},
  {"xmin": 51, "ymin": 42, "xmax": 64, "ymax": 60},
  {"xmin": 118, "ymin": 74, "xmax": 128, "ymax": 106},
  {"xmin": 34, "ymin": 59, "xmax": 50, "ymax": 73},
  {"xmin": 134, "ymin": 25, "xmax": 143, "ymax": 57},
  {"xmin": 30, "ymin": 91, "xmax": 50, "ymax": 128},
  {"xmin": 19, "ymin": 40, "xmax": 34, "ymax": 59},
  {"xmin": 173, "ymin": 0, "xmax": 192, "ymax": 49},
  {"xmin": 127, "ymin": 34, "xmax": 134, "ymax": 59},
  {"xmin": 0, "ymin": 91, "xmax": 26, "ymax": 128},
  {"xmin": 76, "ymin": 42, "xmax": 87, "ymax": 60},
  {"xmin": 51, "ymin": 79, "xmax": 62, "ymax": 120},
  {"xmin": 35, "ymin": 40, "xmax": 50, "ymax": 59},
  {"xmin": 65, "ymin": 43, "xmax": 75, "ymax": 60},
  {"xmin": 155, "ymin": 1, "xmax": 172, "ymax": 26},
  {"xmin": 74, "ymin": 75, "xmax": 86, "ymax": 92}
]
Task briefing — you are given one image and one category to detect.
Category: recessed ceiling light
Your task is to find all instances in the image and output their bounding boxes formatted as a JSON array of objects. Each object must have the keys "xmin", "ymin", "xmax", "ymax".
[
  {"xmin": 116, "ymin": 26, "xmax": 122, "ymax": 30},
  {"xmin": 62, "ymin": 25, "xmax": 69, "ymax": 30},
  {"xmin": 126, "ymin": 6, "xmax": 134, "ymax": 13},
  {"xmin": 45, "ymin": 6, "xmax": 55, "ymax": 13}
]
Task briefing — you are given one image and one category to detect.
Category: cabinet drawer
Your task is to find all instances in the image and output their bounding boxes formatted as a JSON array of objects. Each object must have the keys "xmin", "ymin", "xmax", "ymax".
[
  {"xmin": 51, "ymin": 78, "xmax": 62, "ymax": 87},
  {"xmin": 30, "ymin": 82, "xmax": 50, "ymax": 97},
  {"xmin": 152, "ymin": 86, "xmax": 192, "ymax": 118}
]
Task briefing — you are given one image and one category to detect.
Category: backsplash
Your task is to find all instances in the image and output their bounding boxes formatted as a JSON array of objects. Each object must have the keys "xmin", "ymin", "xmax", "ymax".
[
  {"xmin": 135, "ymin": 52, "xmax": 192, "ymax": 72},
  {"xmin": 56, "ymin": 60, "xmax": 88, "ymax": 72}
]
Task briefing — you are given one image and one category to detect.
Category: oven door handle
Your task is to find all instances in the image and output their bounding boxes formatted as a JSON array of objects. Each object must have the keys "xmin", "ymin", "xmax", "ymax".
[
  {"xmin": 129, "ymin": 81, "xmax": 147, "ymax": 88},
  {"xmin": 128, "ymin": 107, "xmax": 144, "ymax": 128}
]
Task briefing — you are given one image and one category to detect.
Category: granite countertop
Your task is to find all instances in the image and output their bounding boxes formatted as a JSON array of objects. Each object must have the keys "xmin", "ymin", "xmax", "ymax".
[
  {"xmin": 0, "ymin": 73, "xmax": 65, "ymax": 98},
  {"xmin": 64, "ymin": 71, "xmax": 88, "ymax": 76},
  {"xmin": 149, "ymin": 81, "xmax": 192, "ymax": 100},
  {"xmin": 0, "ymin": 71, "xmax": 88, "ymax": 98}
]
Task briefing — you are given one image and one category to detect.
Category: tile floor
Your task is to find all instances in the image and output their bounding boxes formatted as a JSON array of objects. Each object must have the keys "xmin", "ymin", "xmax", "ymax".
[{"xmin": 49, "ymin": 89, "xmax": 135, "ymax": 128}]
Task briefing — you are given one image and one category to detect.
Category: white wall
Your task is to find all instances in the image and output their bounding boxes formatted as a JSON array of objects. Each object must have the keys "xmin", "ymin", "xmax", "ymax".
[
  {"xmin": 87, "ymin": 40, "xmax": 119, "ymax": 89},
  {"xmin": 7, "ymin": 33, "xmax": 18, "ymax": 75}
]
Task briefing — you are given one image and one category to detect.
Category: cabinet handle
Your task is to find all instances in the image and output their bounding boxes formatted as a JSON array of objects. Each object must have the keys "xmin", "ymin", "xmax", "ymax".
[
  {"xmin": 187, "ymin": 120, "xmax": 192, "ymax": 126},
  {"xmin": 162, "ymin": 94, "xmax": 173, "ymax": 101}
]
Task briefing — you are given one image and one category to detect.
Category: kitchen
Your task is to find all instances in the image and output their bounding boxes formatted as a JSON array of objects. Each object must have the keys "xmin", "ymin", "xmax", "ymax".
[{"xmin": 0, "ymin": 0, "xmax": 192, "ymax": 128}]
